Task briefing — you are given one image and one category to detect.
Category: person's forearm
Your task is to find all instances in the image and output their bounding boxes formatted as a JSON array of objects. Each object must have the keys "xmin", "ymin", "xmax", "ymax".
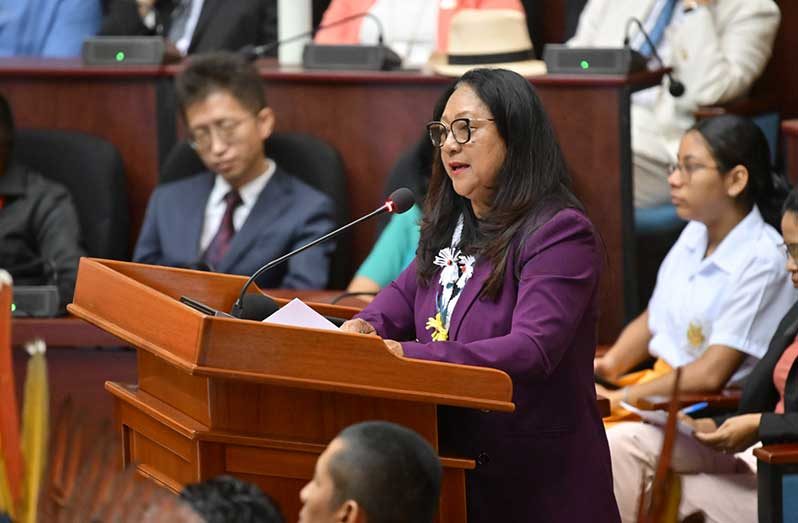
[
  {"xmin": 602, "ymin": 310, "xmax": 652, "ymax": 377},
  {"xmin": 624, "ymin": 347, "xmax": 740, "ymax": 404}
]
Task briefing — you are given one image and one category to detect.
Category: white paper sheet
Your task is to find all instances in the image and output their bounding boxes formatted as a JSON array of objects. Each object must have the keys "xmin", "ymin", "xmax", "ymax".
[
  {"xmin": 261, "ymin": 298, "xmax": 339, "ymax": 331},
  {"xmin": 620, "ymin": 401, "xmax": 696, "ymax": 437}
]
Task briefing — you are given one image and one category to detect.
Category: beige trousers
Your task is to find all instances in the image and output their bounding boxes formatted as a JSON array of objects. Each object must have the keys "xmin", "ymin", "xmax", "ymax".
[
  {"xmin": 607, "ymin": 422, "xmax": 758, "ymax": 523},
  {"xmin": 634, "ymin": 153, "xmax": 673, "ymax": 209}
]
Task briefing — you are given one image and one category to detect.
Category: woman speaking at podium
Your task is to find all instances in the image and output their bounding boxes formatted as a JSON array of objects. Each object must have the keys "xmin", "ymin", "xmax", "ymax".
[{"xmin": 340, "ymin": 68, "xmax": 619, "ymax": 522}]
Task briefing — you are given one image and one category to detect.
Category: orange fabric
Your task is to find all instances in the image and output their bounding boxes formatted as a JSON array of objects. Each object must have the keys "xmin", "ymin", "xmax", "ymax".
[
  {"xmin": 314, "ymin": 0, "xmax": 524, "ymax": 52},
  {"xmin": 0, "ymin": 281, "xmax": 22, "ymax": 503},
  {"xmin": 603, "ymin": 358, "xmax": 673, "ymax": 426}
]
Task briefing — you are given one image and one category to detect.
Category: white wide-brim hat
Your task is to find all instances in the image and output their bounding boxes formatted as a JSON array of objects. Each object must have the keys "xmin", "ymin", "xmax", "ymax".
[{"xmin": 430, "ymin": 9, "xmax": 547, "ymax": 77}]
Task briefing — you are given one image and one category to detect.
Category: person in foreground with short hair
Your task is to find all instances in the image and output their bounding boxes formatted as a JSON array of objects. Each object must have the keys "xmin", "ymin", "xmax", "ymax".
[
  {"xmin": 134, "ymin": 52, "xmax": 335, "ymax": 289},
  {"xmin": 0, "ymin": 93, "xmax": 85, "ymax": 313},
  {"xmin": 298, "ymin": 421, "xmax": 441, "ymax": 523},
  {"xmin": 610, "ymin": 187, "xmax": 798, "ymax": 523},
  {"xmin": 180, "ymin": 475, "xmax": 284, "ymax": 523},
  {"xmin": 341, "ymin": 68, "xmax": 619, "ymax": 522}
]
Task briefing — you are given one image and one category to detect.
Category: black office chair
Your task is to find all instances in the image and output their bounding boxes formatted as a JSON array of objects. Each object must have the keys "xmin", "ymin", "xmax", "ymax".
[
  {"xmin": 159, "ymin": 132, "xmax": 350, "ymax": 289},
  {"xmin": 11, "ymin": 129, "xmax": 129, "ymax": 260}
]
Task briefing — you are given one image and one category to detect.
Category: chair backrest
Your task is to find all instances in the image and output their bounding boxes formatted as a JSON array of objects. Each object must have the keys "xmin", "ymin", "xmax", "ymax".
[
  {"xmin": 11, "ymin": 129, "xmax": 129, "ymax": 260},
  {"xmin": 159, "ymin": 132, "xmax": 350, "ymax": 288}
]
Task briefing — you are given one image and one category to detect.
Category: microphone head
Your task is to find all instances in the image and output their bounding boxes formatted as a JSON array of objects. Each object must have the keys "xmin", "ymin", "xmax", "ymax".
[
  {"xmin": 668, "ymin": 77, "xmax": 686, "ymax": 97},
  {"xmin": 385, "ymin": 187, "xmax": 415, "ymax": 214},
  {"xmin": 239, "ymin": 294, "xmax": 280, "ymax": 321}
]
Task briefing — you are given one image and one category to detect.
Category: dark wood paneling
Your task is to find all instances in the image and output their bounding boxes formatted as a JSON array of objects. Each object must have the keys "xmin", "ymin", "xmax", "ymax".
[{"xmin": 783, "ymin": 120, "xmax": 798, "ymax": 184}]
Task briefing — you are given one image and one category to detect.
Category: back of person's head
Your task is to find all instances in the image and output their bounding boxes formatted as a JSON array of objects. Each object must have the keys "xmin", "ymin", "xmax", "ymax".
[
  {"xmin": 175, "ymin": 51, "xmax": 267, "ymax": 116},
  {"xmin": 328, "ymin": 421, "xmax": 442, "ymax": 523},
  {"xmin": 180, "ymin": 475, "xmax": 284, "ymax": 523},
  {"xmin": 690, "ymin": 114, "xmax": 786, "ymax": 229},
  {"xmin": 0, "ymin": 92, "xmax": 14, "ymax": 171}
]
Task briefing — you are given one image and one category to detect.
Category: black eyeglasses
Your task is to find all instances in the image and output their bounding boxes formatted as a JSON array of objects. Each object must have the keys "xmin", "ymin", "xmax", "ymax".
[
  {"xmin": 426, "ymin": 118, "xmax": 495, "ymax": 148},
  {"xmin": 779, "ymin": 242, "xmax": 798, "ymax": 261}
]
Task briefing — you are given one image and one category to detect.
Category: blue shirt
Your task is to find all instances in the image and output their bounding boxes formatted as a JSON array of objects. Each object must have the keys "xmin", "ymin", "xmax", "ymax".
[{"xmin": 0, "ymin": 0, "xmax": 101, "ymax": 57}]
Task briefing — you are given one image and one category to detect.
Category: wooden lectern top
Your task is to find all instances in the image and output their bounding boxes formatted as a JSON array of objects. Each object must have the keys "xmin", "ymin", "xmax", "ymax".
[{"xmin": 68, "ymin": 258, "xmax": 514, "ymax": 412}]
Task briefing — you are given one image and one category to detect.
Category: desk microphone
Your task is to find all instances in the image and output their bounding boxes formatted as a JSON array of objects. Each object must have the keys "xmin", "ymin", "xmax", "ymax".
[
  {"xmin": 230, "ymin": 187, "xmax": 416, "ymax": 319},
  {"xmin": 241, "ymin": 11, "xmax": 389, "ymax": 61},
  {"xmin": 624, "ymin": 17, "xmax": 685, "ymax": 97}
]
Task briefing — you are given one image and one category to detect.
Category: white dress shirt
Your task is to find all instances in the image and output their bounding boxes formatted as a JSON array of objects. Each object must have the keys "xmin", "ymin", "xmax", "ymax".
[
  {"xmin": 359, "ymin": 0, "xmax": 437, "ymax": 67},
  {"xmin": 199, "ymin": 159, "xmax": 275, "ymax": 253},
  {"xmin": 647, "ymin": 206, "xmax": 797, "ymax": 385}
]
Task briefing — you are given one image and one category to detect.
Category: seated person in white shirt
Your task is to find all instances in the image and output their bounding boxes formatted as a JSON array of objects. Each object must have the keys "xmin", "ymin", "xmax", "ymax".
[
  {"xmin": 568, "ymin": 0, "xmax": 780, "ymax": 208},
  {"xmin": 133, "ymin": 52, "xmax": 336, "ymax": 289},
  {"xmin": 594, "ymin": 115, "xmax": 796, "ymax": 424}
]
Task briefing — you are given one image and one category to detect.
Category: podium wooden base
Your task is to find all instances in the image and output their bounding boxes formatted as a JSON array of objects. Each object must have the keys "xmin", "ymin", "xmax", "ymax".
[{"xmin": 70, "ymin": 259, "xmax": 515, "ymax": 522}]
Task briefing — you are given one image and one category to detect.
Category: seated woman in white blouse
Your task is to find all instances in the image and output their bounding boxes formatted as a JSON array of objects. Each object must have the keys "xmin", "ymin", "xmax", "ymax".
[
  {"xmin": 595, "ymin": 115, "xmax": 796, "ymax": 426},
  {"xmin": 610, "ymin": 187, "xmax": 798, "ymax": 523}
]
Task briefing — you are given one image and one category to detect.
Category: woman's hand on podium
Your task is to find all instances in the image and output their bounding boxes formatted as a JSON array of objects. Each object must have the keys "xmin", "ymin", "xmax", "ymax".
[
  {"xmin": 339, "ymin": 318, "xmax": 376, "ymax": 335},
  {"xmin": 383, "ymin": 339, "xmax": 404, "ymax": 357}
]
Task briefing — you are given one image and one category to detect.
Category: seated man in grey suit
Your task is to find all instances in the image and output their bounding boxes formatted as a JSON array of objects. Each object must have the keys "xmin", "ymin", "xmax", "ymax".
[{"xmin": 134, "ymin": 52, "xmax": 335, "ymax": 289}]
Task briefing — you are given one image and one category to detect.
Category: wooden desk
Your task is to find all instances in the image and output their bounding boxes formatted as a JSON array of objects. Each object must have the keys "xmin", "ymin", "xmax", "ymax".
[
  {"xmin": 0, "ymin": 58, "xmax": 662, "ymax": 343},
  {"xmin": 783, "ymin": 119, "xmax": 798, "ymax": 185},
  {"xmin": 11, "ymin": 316, "xmax": 124, "ymax": 348}
]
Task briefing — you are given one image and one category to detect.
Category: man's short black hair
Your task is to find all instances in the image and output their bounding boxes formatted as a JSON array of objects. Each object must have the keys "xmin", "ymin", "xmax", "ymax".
[
  {"xmin": 180, "ymin": 475, "xmax": 284, "ymax": 523},
  {"xmin": 328, "ymin": 421, "xmax": 442, "ymax": 523},
  {"xmin": 175, "ymin": 51, "xmax": 267, "ymax": 117}
]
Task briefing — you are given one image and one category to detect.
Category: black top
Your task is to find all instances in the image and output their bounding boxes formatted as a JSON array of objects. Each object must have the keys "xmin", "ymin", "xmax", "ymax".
[
  {"xmin": 714, "ymin": 301, "xmax": 798, "ymax": 444},
  {"xmin": 0, "ymin": 164, "xmax": 85, "ymax": 311},
  {"xmin": 99, "ymin": 0, "xmax": 278, "ymax": 56}
]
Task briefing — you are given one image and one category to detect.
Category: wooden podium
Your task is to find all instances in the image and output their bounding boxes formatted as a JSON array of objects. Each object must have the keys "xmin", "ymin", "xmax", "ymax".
[{"xmin": 68, "ymin": 259, "xmax": 515, "ymax": 521}]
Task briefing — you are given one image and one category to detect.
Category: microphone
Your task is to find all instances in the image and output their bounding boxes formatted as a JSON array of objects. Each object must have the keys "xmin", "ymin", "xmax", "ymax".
[
  {"xmin": 241, "ymin": 11, "xmax": 388, "ymax": 61},
  {"xmin": 623, "ymin": 17, "xmax": 685, "ymax": 98},
  {"xmin": 230, "ymin": 187, "xmax": 415, "ymax": 318}
]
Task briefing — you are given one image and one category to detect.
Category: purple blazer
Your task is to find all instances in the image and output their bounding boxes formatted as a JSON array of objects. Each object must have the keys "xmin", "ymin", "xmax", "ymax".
[{"xmin": 356, "ymin": 209, "xmax": 620, "ymax": 523}]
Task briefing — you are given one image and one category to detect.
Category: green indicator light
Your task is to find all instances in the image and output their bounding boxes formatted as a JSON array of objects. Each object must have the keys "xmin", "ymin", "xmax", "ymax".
[
  {"xmin": 115, "ymin": 51, "xmax": 126, "ymax": 62},
  {"xmin": 11, "ymin": 303, "xmax": 16, "ymax": 312},
  {"xmin": 580, "ymin": 60, "xmax": 590, "ymax": 70}
]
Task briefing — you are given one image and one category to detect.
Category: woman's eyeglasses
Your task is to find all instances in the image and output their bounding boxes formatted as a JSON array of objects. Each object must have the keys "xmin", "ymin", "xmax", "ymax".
[
  {"xmin": 667, "ymin": 161, "xmax": 720, "ymax": 184},
  {"xmin": 426, "ymin": 118, "xmax": 495, "ymax": 148},
  {"xmin": 779, "ymin": 242, "xmax": 798, "ymax": 261}
]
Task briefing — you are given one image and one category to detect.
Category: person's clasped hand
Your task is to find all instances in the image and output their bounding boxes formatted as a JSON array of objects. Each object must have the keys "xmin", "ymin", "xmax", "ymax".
[
  {"xmin": 691, "ymin": 413, "xmax": 762, "ymax": 454},
  {"xmin": 339, "ymin": 319, "xmax": 403, "ymax": 356},
  {"xmin": 339, "ymin": 318, "xmax": 376, "ymax": 335}
]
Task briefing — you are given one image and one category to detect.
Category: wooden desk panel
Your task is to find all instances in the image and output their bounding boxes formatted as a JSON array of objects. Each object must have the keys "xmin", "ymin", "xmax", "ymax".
[{"xmin": 783, "ymin": 119, "xmax": 798, "ymax": 185}]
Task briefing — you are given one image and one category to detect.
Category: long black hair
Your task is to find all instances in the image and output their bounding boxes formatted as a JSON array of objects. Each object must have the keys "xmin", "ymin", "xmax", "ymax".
[
  {"xmin": 417, "ymin": 68, "xmax": 583, "ymax": 298},
  {"xmin": 690, "ymin": 115, "xmax": 787, "ymax": 230}
]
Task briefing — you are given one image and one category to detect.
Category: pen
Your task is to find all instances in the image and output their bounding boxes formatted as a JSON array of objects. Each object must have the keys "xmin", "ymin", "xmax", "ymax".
[{"xmin": 680, "ymin": 401, "xmax": 708, "ymax": 415}]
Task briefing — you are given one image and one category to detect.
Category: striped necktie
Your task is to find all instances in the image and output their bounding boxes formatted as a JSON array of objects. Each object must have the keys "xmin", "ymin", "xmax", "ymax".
[
  {"xmin": 203, "ymin": 190, "xmax": 242, "ymax": 271},
  {"xmin": 638, "ymin": 0, "xmax": 678, "ymax": 58}
]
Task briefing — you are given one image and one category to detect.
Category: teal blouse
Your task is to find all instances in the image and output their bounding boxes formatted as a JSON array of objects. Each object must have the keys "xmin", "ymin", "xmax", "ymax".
[{"xmin": 355, "ymin": 204, "xmax": 421, "ymax": 287}]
